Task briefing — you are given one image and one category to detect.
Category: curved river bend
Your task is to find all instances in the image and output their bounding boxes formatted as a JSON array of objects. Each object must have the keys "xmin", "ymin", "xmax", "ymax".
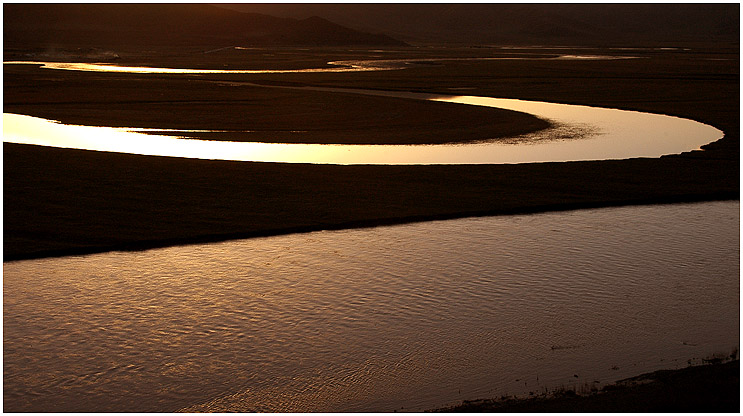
[
  {"xmin": 3, "ymin": 61, "xmax": 723, "ymax": 165},
  {"xmin": 2, "ymin": 91, "xmax": 722, "ymax": 165},
  {"xmin": 3, "ymin": 60, "xmax": 737, "ymax": 412}
]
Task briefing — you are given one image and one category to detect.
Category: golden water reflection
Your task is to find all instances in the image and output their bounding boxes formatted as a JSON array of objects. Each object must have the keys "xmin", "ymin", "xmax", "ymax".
[
  {"xmin": 3, "ymin": 201, "xmax": 739, "ymax": 412},
  {"xmin": 3, "ymin": 89, "xmax": 723, "ymax": 165},
  {"xmin": 4, "ymin": 55, "xmax": 637, "ymax": 74},
  {"xmin": 3, "ymin": 60, "xmax": 390, "ymax": 73}
]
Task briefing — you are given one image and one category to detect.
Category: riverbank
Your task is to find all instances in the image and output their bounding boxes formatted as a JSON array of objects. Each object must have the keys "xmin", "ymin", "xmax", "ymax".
[
  {"xmin": 4, "ymin": 141, "xmax": 737, "ymax": 261},
  {"xmin": 434, "ymin": 359, "xmax": 739, "ymax": 412},
  {"xmin": 3, "ymin": 45, "xmax": 739, "ymax": 261}
]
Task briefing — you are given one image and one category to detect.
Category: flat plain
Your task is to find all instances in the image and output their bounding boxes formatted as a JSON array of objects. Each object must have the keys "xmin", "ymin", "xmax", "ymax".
[
  {"xmin": 4, "ymin": 45, "xmax": 738, "ymax": 260},
  {"xmin": 3, "ymin": 4, "xmax": 740, "ymax": 412}
]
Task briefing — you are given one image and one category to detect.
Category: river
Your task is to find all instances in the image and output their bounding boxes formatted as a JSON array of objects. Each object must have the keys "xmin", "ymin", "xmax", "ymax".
[
  {"xmin": 2, "ymin": 86, "xmax": 722, "ymax": 164},
  {"xmin": 3, "ymin": 59, "xmax": 737, "ymax": 412},
  {"xmin": 3, "ymin": 59, "xmax": 723, "ymax": 164},
  {"xmin": 3, "ymin": 201, "xmax": 739, "ymax": 412}
]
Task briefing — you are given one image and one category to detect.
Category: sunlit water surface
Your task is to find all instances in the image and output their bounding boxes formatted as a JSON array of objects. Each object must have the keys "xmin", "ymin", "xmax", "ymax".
[
  {"xmin": 4, "ymin": 55, "xmax": 636, "ymax": 74},
  {"xmin": 4, "ymin": 201, "xmax": 739, "ymax": 412},
  {"xmin": 2, "ymin": 60, "xmax": 721, "ymax": 164},
  {"xmin": 2, "ymin": 90, "xmax": 721, "ymax": 164}
]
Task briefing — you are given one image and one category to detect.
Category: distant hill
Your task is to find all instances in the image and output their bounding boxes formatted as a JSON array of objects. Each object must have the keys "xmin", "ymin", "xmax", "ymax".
[
  {"xmin": 220, "ymin": 3, "xmax": 739, "ymax": 46},
  {"xmin": 3, "ymin": 3, "xmax": 406, "ymax": 51}
]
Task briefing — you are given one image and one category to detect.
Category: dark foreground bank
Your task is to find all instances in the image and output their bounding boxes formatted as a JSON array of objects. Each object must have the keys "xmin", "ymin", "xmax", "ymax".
[
  {"xmin": 434, "ymin": 360, "xmax": 740, "ymax": 413},
  {"xmin": 4, "ymin": 141, "xmax": 738, "ymax": 261}
]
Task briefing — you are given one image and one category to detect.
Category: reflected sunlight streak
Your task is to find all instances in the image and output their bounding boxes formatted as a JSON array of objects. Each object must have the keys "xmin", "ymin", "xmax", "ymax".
[
  {"xmin": 3, "ymin": 55, "xmax": 638, "ymax": 74},
  {"xmin": 2, "ymin": 88, "xmax": 723, "ymax": 165}
]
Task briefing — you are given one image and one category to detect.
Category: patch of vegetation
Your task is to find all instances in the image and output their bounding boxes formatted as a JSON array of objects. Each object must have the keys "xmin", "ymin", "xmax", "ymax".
[{"xmin": 434, "ymin": 355, "xmax": 739, "ymax": 412}]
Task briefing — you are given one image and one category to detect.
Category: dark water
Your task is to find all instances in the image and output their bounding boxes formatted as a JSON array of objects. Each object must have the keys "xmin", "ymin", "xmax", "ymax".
[{"xmin": 3, "ymin": 201, "xmax": 738, "ymax": 412}]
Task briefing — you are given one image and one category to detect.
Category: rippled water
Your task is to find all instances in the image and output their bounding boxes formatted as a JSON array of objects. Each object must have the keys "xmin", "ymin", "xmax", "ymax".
[{"xmin": 4, "ymin": 201, "xmax": 739, "ymax": 412}]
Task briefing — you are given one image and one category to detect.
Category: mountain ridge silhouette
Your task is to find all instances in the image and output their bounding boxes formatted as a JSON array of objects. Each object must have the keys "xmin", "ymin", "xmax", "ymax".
[{"xmin": 3, "ymin": 3, "xmax": 406, "ymax": 50}]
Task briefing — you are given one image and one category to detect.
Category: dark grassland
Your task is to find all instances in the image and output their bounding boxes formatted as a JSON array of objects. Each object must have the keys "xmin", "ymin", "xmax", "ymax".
[
  {"xmin": 3, "ymin": 45, "xmax": 739, "ymax": 260},
  {"xmin": 435, "ymin": 359, "xmax": 739, "ymax": 412}
]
